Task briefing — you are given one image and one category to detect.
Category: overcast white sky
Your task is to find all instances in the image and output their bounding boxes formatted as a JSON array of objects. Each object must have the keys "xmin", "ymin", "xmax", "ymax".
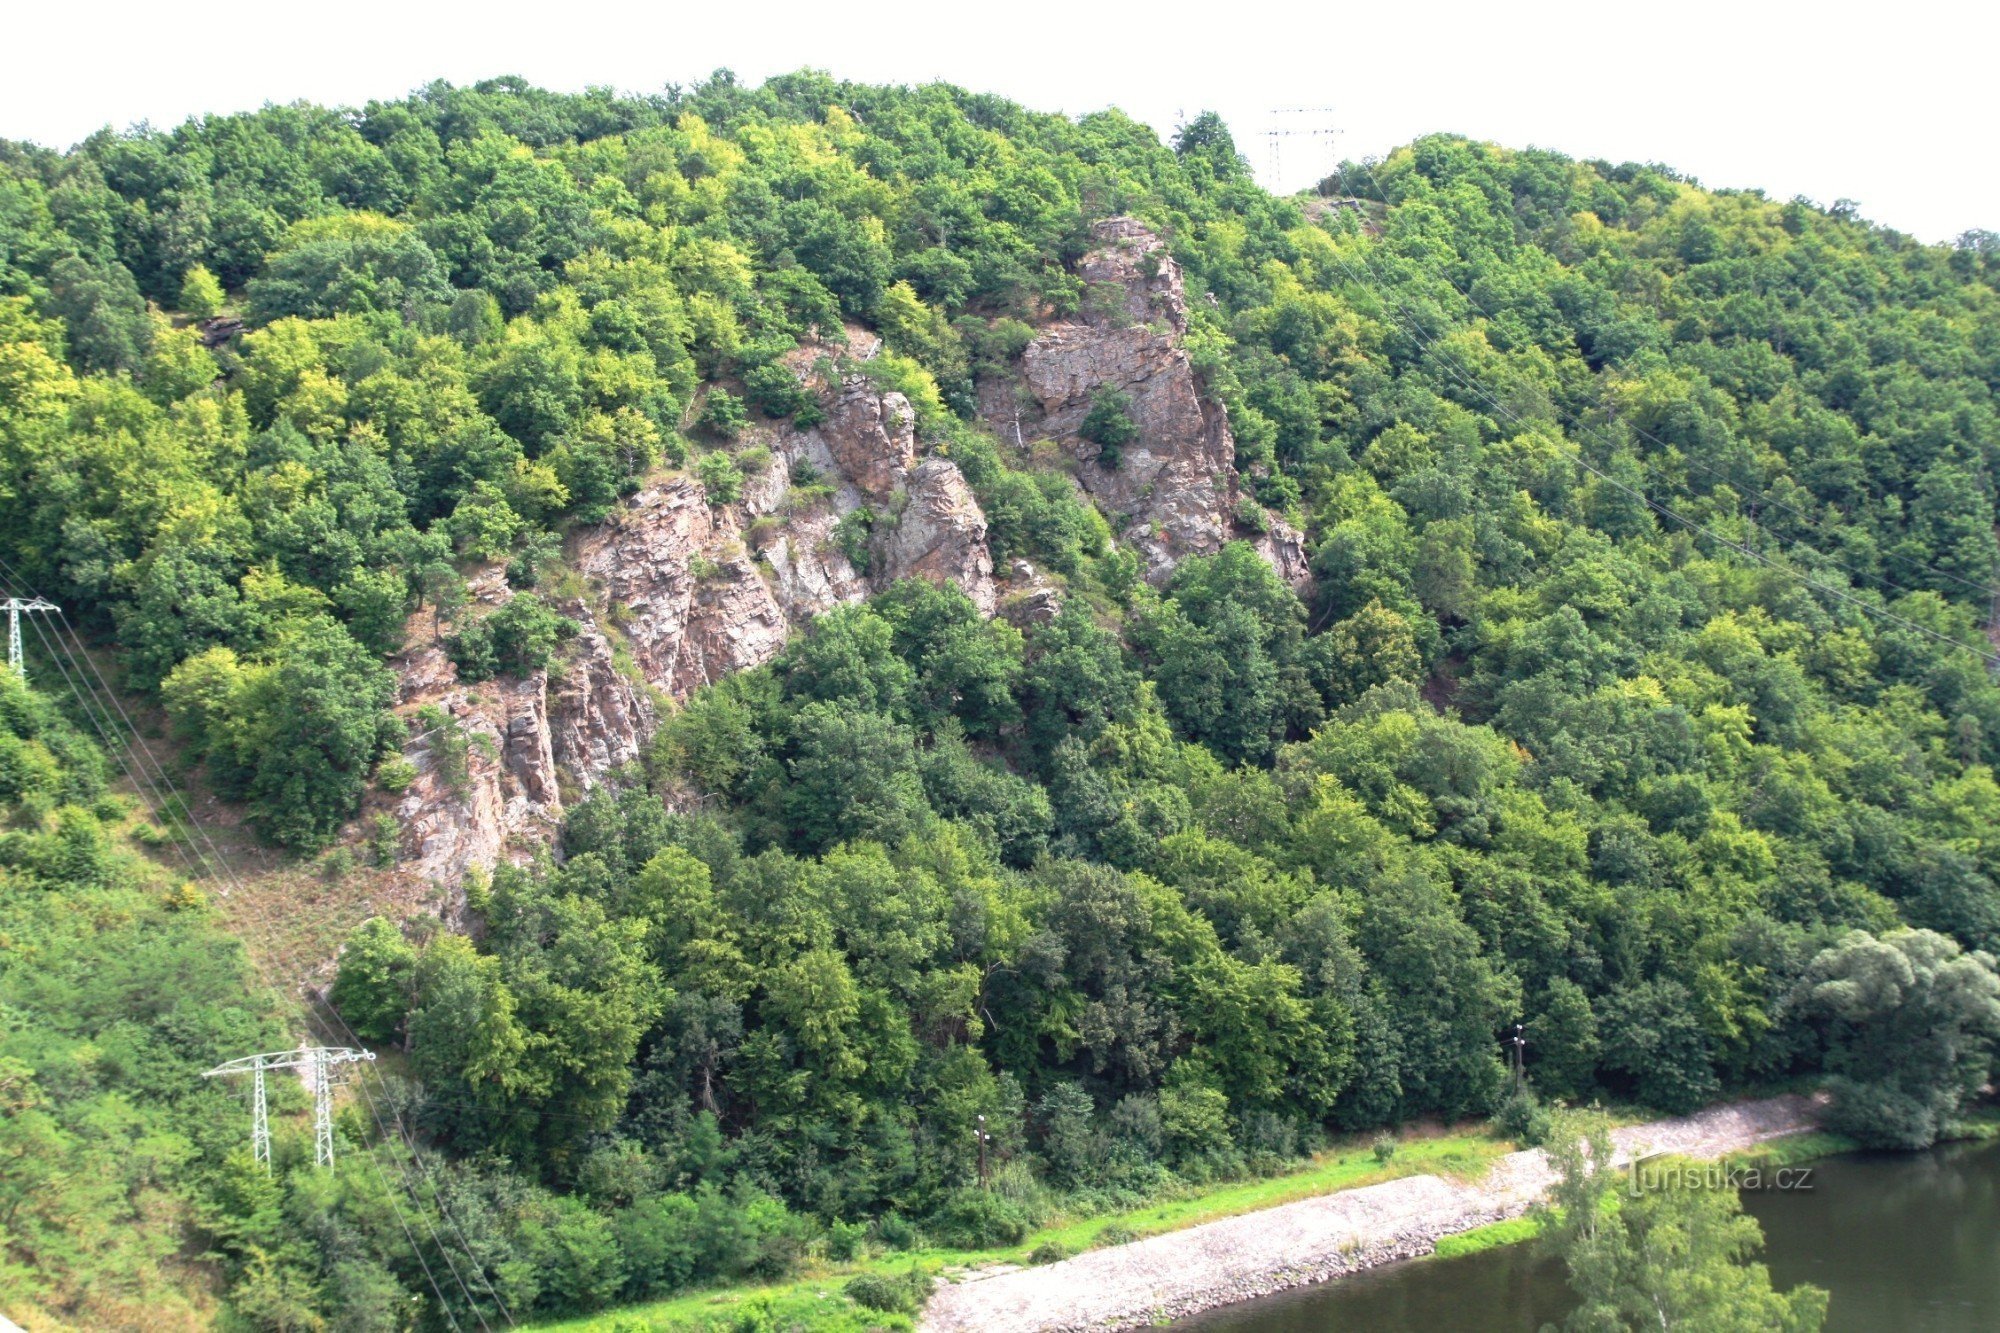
[{"xmin": 6, "ymin": 0, "xmax": 1993, "ymax": 243}]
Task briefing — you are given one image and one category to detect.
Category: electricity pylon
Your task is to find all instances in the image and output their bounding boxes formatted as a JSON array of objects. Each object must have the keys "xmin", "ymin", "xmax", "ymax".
[
  {"xmin": 1263, "ymin": 107, "xmax": 1342, "ymax": 196},
  {"xmin": 203, "ymin": 1046, "xmax": 377, "ymax": 1170},
  {"xmin": 2, "ymin": 597, "xmax": 56, "ymax": 681}
]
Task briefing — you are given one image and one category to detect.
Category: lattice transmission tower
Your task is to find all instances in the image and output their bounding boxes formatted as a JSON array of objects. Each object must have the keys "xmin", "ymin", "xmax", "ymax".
[
  {"xmin": 2, "ymin": 597, "xmax": 56, "ymax": 681},
  {"xmin": 1263, "ymin": 107, "xmax": 1343, "ymax": 196},
  {"xmin": 203, "ymin": 1046, "xmax": 377, "ymax": 1170}
]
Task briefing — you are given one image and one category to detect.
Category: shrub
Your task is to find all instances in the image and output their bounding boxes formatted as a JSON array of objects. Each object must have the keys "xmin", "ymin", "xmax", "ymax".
[
  {"xmin": 368, "ymin": 813, "xmax": 401, "ymax": 868},
  {"xmin": 834, "ymin": 506, "xmax": 875, "ymax": 573},
  {"xmin": 1232, "ymin": 493, "xmax": 1270, "ymax": 532},
  {"xmin": 699, "ymin": 387, "xmax": 748, "ymax": 438},
  {"xmin": 925, "ymin": 1189, "xmax": 1029, "ymax": 1248},
  {"xmin": 844, "ymin": 1268, "xmax": 928, "ymax": 1316},
  {"xmin": 1027, "ymin": 1240, "xmax": 1072, "ymax": 1265},
  {"xmin": 1493, "ymin": 1086, "xmax": 1552, "ymax": 1146},
  {"xmin": 1079, "ymin": 388, "xmax": 1138, "ymax": 467},
  {"xmin": 743, "ymin": 362, "xmax": 813, "ymax": 418},
  {"xmin": 1093, "ymin": 1224, "xmax": 1139, "ymax": 1248},
  {"xmin": 825, "ymin": 1219, "xmax": 868, "ymax": 1262},
  {"xmin": 178, "ymin": 264, "xmax": 225, "ymax": 320},
  {"xmin": 375, "ymin": 753, "xmax": 418, "ymax": 793},
  {"xmin": 872, "ymin": 1212, "xmax": 916, "ymax": 1252},
  {"xmin": 446, "ymin": 594, "xmax": 577, "ymax": 683},
  {"xmin": 697, "ymin": 451, "xmax": 743, "ymax": 503},
  {"xmin": 1371, "ymin": 1133, "xmax": 1398, "ymax": 1166}
]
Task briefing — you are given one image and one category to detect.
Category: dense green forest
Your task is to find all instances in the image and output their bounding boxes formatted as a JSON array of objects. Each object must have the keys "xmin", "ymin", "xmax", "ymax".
[{"xmin": 3, "ymin": 70, "xmax": 2000, "ymax": 1329}]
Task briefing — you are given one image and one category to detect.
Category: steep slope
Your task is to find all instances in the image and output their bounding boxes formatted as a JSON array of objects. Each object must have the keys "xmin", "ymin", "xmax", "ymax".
[{"xmin": 373, "ymin": 217, "xmax": 1300, "ymax": 893}]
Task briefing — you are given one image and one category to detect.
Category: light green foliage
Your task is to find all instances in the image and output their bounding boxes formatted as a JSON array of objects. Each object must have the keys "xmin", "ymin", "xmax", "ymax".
[
  {"xmin": 1803, "ymin": 929, "xmax": 2000, "ymax": 1147},
  {"xmin": 4, "ymin": 69, "xmax": 2000, "ymax": 1331},
  {"xmin": 176, "ymin": 263, "xmax": 225, "ymax": 319},
  {"xmin": 1538, "ymin": 1110, "xmax": 1827, "ymax": 1331},
  {"xmin": 0, "ymin": 676, "xmax": 283, "ymax": 1329}
]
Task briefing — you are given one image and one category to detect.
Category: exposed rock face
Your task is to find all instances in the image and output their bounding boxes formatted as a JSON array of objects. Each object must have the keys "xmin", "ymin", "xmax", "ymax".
[
  {"xmin": 992, "ymin": 216, "xmax": 1307, "ymax": 591},
  {"xmin": 376, "ymin": 374, "xmax": 997, "ymax": 891},
  {"xmin": 1253, "ymin": 515, "xmax": 1313, "ymax": 592},
  {"xmin": 548, "ymin": 610, "xmax": 653, "ymax": 781},
  {"xmin": 387, "ymin": 639, "xmax": 563, "ymax": 895},
  {"xmin": 571, "ymin": 478, "xmax": 793, "ymax": 697},
  {"xmin": 880, "ymin": 459, "xmax": 997, "ymax": 616},
  {"xmin": 369, "ymin": 221, "xmax": 1309, "ymax": 897},
  {"xmin": 820, "ymin": 378, "xmax": 917, "ymax": 502}
]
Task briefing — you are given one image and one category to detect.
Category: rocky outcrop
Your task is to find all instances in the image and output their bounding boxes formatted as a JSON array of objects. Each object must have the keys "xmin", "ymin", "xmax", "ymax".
[
  {"xmin": 367, "ymin": 223, "xmax": 1313, "ymax": 897},
  {"xmin": 375, "ymin": 371, "xmax": 998, "ymax": 891},
  {"xmin": 987, "ymin": 216, "xmax": 1308, "ymax": 591},
  {"xmin": 387, "ymin": 651, "xmax": 560, "ymax": 894},
  {"xmin": 821, "ymin": 378, "xmax": 917, "ymax": 501},
  {"xmin": 548, "ymin": 610, "xmax": 653, "ymax": 781},
  {"xmin": 879, "ymin": 459, "xmax": 997, "ymax": 616}
]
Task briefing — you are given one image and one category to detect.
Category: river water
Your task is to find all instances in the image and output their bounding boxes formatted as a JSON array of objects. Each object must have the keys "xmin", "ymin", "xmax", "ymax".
[{"xmin": 1174, "ymin": 1136, "xmax": 2000, "ymax": 1332}]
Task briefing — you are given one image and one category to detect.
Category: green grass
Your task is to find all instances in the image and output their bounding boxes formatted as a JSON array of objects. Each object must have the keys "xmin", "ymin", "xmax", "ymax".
[
  {"xmin": 1429, "ymin": 1212, "xmax": 1541, "ymax": 1260},
  {"xmin": 536, "ymin": 1284, "xmax": 917, "ymax": 1333},
  {"xmin": 532, "ymin": 1127, "xmax": 1511, "ymax": 1330}
]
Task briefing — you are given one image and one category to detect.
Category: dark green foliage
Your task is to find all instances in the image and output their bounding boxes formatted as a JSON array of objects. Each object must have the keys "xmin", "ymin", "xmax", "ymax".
[
  {"xmin": 1079, "ymin": 388, "xmax": 1137, "ymax": 466},
  {"xmin": 1802, "ymin": 930, "xmax": 2000, "ymax": 1148},
  {"xmin": 446, "ymin": 592, "xmax": 578, "ymax": 682},
  {"xmin": 925, "ymin": 1190, "xmax": 1030, "ymax": 1247},
  {"xmin": 9, "ymin": 68, "xmax": 2000, "ymax": 1331},
  {"xmin": 698, "ymin": 387, "xmax": 749, "ymax": 438}
]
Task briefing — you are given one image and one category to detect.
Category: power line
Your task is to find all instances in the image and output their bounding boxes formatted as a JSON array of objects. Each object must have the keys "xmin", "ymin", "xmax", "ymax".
[
  {"xmin": 1, "ymin": 573, "xmax": 504, "ymax": 1330},
  {"xmin": 39, "ymin": 600, "xmax": 515, "ymax": 1329},
  {"xmin": 11, "ymin": 611, "xmax": 479, "ymax": 1333}
]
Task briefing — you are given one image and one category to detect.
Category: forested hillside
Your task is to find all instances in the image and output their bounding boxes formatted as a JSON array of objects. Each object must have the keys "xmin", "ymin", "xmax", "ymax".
[{"xmin": 3, "ymin": 71, "xmax": 1999, "ymax": 1329}]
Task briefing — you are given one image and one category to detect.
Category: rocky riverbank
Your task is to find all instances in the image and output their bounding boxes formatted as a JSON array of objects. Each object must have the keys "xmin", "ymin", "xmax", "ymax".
[{"xmin": 919, "ymin": 1096, "xmax": 1818, "ymax": 1333}]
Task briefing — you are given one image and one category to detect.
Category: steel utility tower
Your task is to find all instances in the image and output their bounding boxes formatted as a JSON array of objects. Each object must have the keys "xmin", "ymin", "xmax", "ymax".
[
  {"xmin": 203, "ymin": 1046, "xmax": 377, "ymax": 1170},
  {"xmin": 2, "ymin": 597, "xmax": 56, "ymax": 681},
  {"xmin": 1263, "ymin": 108, "xmax": 1343, "ymax": 196}
]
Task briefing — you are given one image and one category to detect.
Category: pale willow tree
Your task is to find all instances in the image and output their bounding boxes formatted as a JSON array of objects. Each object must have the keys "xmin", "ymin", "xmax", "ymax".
[
  {"xmin": 1538, "ymin": 1111, "xmax": 1827, "ymax": 1333},
  {"xmin": 1803, "ymin": 928, "xmax": 2000, "ymax": 1148}
]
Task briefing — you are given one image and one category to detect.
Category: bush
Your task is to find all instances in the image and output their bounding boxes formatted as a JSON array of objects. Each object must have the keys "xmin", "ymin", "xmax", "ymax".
[
  {"xmin": 699, "ymin": 387, "xmax": 748, "ymax": 438},
  {"xmin": 1079, "ymin": 388, "xmax": 1137, "ymax": 468},
  {"xmin": 1493, "ymin": 1086, "xmax": 1553, "ymax": 1146},
  {"xmin": 1093, "ymin": 1224, "xmax": 1139, "ymax": 1248},
  {"xmin": 178, "ymin": 264, "xmax": 225, "ymax": 320},
  {"xmin": 375, "ymin": 753, "xmax": 418, "ymax": 793},
  {"xmin": 925, "ymin": 1189, "xmax": 1029, "ymax": 1248},
  {"xmin": 368, "ymin": 813, "xmax": 401, "ymax": 868},
  {"xmin": 446, "ymin": 594, "xmax": 578, "ymax": 683},
  {"xmin": 834, "ymin": 506, "xmax": 875, "ymax": 573},
  {"xmin": 697, "ymin": 451, "xmax": 743, "ymax": 503},
  {"xmin": 1371, "ymin": 1133, "xmax": 1398, "ymax": 1166},
  {"xmin": 844, "ymin": 1268, "xmax": 928, "ymax": 1315},
  {"xmin": 1232, "ymin": 493, "xmax": 1270, "ymax": 533},
  {"xmin": 826, "ymin": 1219, "xmax": 868, "ymax": 1262},
  {"xmin": 872, "ymin": 1212, "xmax": 916, "ymax": 1252},
  {"xmin": 1027, "ymin": 1240, "xmax": 1073, "ymax": 1265},
  {"xmin": 743, "ymin": 362, "xmax": 813, "ymax": 419}
]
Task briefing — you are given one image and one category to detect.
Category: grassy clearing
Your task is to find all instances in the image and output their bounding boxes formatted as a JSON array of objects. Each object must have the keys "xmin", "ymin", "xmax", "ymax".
[{"xmin": 533, "ymin": 1126, "xmax": 1512, "ymax": 1330}]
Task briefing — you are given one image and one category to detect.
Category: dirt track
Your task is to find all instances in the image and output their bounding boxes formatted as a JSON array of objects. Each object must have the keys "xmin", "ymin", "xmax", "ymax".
[{"xmin": 919, "ymin": 1096, "xmax": 1817, "ymax": 1333}]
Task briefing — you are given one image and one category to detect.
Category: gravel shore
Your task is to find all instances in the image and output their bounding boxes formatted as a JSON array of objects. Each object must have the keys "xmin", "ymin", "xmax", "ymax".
[{"xmin": 919, "ymin": 1096, "xmax": 1817, "ymax": 1333}]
